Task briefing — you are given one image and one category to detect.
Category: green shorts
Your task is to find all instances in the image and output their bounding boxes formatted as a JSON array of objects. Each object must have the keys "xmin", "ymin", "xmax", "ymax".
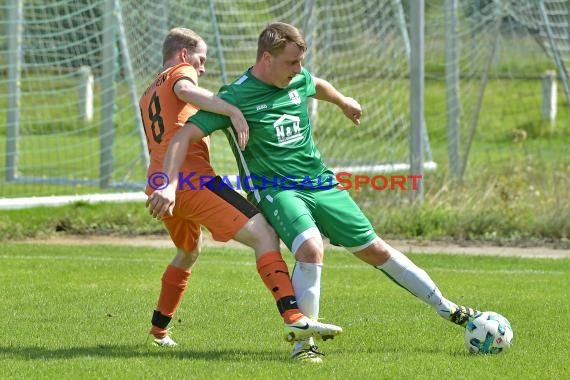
[{"xmin": 257, "ymin": 186, "xmax": 377, "ymax": 254}]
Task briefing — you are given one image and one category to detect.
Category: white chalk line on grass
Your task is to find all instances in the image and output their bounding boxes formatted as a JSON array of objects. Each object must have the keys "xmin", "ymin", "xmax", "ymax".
[
  {"xmin": 0, "ymin": 255, "xmax": 565, "ymax": 275},
  {"xmin": 8, "ymin": 236, "xmax": 569, "ymax": 259},
  {"xmin": 0, "ymin": 254, "xmax": 164, "ymax": 264}
]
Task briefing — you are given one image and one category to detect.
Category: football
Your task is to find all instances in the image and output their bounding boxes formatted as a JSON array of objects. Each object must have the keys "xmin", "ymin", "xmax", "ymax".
[{"xmin": 464, "ymin": 311, "xmax": 513, "ymax": 354}]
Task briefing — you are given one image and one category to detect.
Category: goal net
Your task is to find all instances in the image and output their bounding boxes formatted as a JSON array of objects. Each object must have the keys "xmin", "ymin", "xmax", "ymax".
[
  {"xmin": 423, "ymin": 0, "xmax": 569, "ymax": 183},
  {"xmin": 0, "ymin": 0, "xmax": 435, "ymax": 200},
  {"xmin": 0, "ymin": 0, "xmax": 568, "ymax": 203}
]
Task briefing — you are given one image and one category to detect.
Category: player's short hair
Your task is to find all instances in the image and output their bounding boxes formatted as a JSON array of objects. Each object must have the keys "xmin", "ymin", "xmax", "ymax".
[
  {"xmin": 162, "ymin": 27, "xmax": 204, "ymax": 65},
  {"xmin": 257, "ymin": 22, "xmax": 306, "ymax": 61}
]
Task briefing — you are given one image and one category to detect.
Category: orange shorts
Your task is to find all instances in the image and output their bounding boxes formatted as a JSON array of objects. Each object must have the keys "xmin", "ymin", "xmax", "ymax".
[{"xmin": 161, "ymin": 176, "xmax": 259, "ymax": 252}]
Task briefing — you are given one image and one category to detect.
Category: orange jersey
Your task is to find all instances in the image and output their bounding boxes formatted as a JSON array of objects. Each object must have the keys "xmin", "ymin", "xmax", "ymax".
[{"xmin": 139, "ymin": 63, "xmax": 215, "ymax": 194}]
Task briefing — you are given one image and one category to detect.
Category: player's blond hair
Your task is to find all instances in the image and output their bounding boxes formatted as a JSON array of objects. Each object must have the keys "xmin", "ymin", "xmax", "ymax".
[
  {"xmin": 162, "ymin": 27, "xmax": 204, "ymax": 65},
  {"xmin": 256, "ymin": 22, "xmax": 306, "ymax": 61}
]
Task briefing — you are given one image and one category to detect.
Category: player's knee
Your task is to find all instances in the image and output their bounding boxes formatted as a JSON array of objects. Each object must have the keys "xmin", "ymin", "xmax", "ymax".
[
  {"xmin": 295, "ymin": 237, "xmax": 324, "ymax": 263},
  {"xmin": 249, "ymin": 213, "xmax": 279, "ymax": 247},
  {"xmin": 171, "ymin": 246, "xmax": 200, "ymax": 269},
  {"xmin": 233, "ymin": 213, "xmax": 279, "ymax": 252},
  {"xmin": 353, "ymin": 238, "xmax": 390, "ymax": 266}
]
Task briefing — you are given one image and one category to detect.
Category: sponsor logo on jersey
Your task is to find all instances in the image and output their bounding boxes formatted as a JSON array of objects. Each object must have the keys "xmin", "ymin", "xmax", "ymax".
[
  {"xmin": 288, "ymin": 89, "xmax": 301, "ymax": 105},
  {"xmin": 273, "ymin": 114, "xmax": 302, "ymax": 145},
  {"xmin": 256, "ymin": 104, "xmax": 268, "ymax": 111}
]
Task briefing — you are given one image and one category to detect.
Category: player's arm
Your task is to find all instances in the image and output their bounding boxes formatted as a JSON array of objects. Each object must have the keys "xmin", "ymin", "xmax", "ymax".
[
  {"xmin": 312, "ymin": 76, "xmax": 362, "ymax": 126},
  {"xmin": 174, "ymin": 79, "xmax": 248, "ymax": 150},
  {"xmin": 146, "ymin": 122, "xmax": 205, "ymax": 219}
]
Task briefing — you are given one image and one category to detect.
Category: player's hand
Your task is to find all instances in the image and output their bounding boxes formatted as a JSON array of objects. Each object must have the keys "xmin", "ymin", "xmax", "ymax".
[
  {"xmin": 229, "ymin": 109, "xmax": 249, "ymax": 151},
  {"xmin": 341, "ymin": 97, "xmax": 362, "ymax": 126},
  {"xmin": 146, "ymin": 186, "xmax": 176, "ymax": 219}
]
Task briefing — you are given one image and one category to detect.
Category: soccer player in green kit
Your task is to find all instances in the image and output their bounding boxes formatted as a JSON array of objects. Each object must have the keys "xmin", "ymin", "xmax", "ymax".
[{"xmin": 148, "ymin": 22, "xmax": 479, "ymax": 363}]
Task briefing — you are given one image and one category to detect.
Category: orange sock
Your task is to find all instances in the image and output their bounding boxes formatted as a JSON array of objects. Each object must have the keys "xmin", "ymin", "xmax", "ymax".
[
  {"xmin": 256, "ymin": 251, "xmax": 303, "ymax": 324},
  {"xmin": 151, "ymin": 264, "xmax": 191, "ymax": 338}
]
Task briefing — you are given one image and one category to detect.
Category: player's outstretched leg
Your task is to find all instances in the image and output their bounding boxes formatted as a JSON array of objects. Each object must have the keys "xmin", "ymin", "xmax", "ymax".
[
  {"xmin": 356, "ymin": 238, "xmax": 482, "ymax": 328},
  {"xmin": 284, "ymin": 315, "xmax": 343, "ymax": 342}
]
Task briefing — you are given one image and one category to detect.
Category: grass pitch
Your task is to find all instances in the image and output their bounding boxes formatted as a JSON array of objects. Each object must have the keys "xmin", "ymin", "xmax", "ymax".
[{"xmin": 1, "ymin": 243, "xmax": 568, "ymax": 379}]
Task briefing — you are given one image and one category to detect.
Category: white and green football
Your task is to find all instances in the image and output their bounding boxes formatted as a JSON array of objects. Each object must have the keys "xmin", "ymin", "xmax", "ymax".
[{"xmin": 464, "ymin": 311, "xmax": 513, "ymax": 354}]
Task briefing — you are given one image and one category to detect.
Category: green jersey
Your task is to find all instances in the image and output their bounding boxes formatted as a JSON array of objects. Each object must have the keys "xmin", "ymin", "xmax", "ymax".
[{"xmin": 189, "ymin": 67, "xmax": 336, "ymax": 204}]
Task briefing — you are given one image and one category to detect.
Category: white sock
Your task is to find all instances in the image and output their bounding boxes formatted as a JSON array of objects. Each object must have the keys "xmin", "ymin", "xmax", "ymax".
[
  {"xmin": 293, "ymin": 337, "xmax": 315, "ymax": 352},
  {"xmin": 291, "ymin": 261, "xmax": 322, "ymax": 320},
  {"xmin": 377, "ymin": 250, "xmax": 457, "ymax": 319}
]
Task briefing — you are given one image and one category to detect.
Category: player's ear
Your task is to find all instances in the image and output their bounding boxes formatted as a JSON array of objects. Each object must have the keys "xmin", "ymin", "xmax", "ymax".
[
  {"xmin": 261, "ymin": 51, "xmax": 272, "ymax": 65},
  {"xmin": 179, "ymin": 48, "xmax": 188, "ymax": 63}
]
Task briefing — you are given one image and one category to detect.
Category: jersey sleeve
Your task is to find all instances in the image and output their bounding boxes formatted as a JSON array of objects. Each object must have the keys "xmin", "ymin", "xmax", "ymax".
[
  {"xmin": 302, "ymin": 67, "xmax": 317, "ymax": 97},
  {"xmin": 170, "ymin": 64, "xmax": 198, "ymax": 89},
  {"xmin": 189, "ymin": 109, "xmax": 231, "ymax": 136}
]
